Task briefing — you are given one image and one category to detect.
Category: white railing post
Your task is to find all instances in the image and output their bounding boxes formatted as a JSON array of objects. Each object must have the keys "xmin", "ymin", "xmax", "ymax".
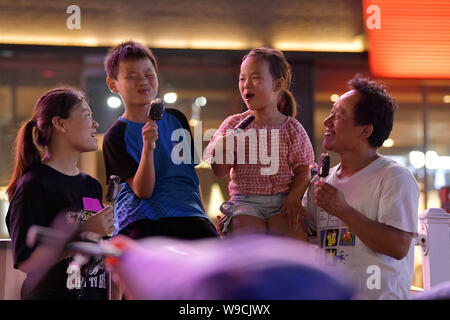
[{"xmin": 418, "ymin": 208, "xmax": 450, "ymax": 290}]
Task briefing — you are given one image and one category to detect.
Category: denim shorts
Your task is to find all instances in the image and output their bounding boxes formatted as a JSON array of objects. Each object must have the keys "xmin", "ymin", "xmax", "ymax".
[{"xmin": 221, "ymin": 193, "xmax": 288, "ymax": 232}]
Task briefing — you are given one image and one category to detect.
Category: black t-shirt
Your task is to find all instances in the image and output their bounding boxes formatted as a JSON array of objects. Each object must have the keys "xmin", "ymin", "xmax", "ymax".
[{"xmin": 5, "ymin": 163, "xmax": 108, "ymax": 300}]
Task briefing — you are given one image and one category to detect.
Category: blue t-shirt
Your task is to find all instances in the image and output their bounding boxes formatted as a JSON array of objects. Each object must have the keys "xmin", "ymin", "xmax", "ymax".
[{"xmin": 102, "ymin": 109, "xmax": 208, "ymax": 234}]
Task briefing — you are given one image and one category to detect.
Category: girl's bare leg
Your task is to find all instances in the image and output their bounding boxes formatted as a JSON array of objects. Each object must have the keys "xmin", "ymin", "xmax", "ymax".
[
  {"xmin": 267, "ymin": 214, "xmax": 308, "ymax": 241},
  {"xmin": 230, "ymin": 215, "xmax": 267, "ymax": 236}
]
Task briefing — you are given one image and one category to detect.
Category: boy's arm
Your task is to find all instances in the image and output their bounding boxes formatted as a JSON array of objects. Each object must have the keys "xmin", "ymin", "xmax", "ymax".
[{"xmin": 127, "ymin": 121, "xmax": 158, "ymax": 199}]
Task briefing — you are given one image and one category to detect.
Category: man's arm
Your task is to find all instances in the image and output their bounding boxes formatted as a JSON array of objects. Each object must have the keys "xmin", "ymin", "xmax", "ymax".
[{"xmin": 314, "ymin": 181, "xmax": 413, "ymax": 260}]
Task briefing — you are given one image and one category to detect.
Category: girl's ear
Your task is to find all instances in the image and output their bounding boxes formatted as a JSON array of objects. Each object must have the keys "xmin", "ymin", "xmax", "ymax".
[
  {"xmin": 106, "ymin": 77, "xmax": 118, "ymax": 93},
  {"xmin": 51, "ymin": 116, "xmax": 66, "ymax": 133},
  {"xmin": 274, "ymin": 77, "xmax": 285, "ymax": 92}
]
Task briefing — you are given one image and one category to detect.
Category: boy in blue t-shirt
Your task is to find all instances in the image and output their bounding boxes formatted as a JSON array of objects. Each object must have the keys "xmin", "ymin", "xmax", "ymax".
[{"xmin": 103, "ymin": 41, "xmax": 218, "ymax": 239}]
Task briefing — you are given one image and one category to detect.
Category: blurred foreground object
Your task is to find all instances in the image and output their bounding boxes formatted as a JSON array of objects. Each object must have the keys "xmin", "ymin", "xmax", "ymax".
[{"xmin": 104, "ymin": 235, "xmax": 355, "ymax": 300}]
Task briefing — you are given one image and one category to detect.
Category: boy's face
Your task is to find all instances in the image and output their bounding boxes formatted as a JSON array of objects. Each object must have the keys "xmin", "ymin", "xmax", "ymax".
[{"xmin": 107, "ymin": 58, "xmax": 158, "ymax": 108}]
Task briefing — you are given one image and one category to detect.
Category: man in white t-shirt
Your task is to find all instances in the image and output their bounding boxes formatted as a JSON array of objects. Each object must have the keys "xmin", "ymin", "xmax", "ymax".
[{"xmin": 304, "ymin": 75, "xmax": 419, "ymax": 299}]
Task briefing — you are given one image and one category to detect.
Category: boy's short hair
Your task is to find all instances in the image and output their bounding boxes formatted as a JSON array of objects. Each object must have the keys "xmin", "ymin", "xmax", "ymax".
[
  {"xmin": 104, "ymin": 41, "xmax": 158, "ymax": 79},
  {"xmin": 348, "ymin": 74, "xmax": 398, "ymax": 148}
]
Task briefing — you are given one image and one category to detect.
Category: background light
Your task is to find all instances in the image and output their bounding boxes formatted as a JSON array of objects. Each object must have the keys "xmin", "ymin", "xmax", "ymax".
[
  {"xmin": 443, "ymin": 95, "xmax": 450, "ymax": 103},
  {"xmin": 195, "ymin": 96, "xmax": 207, "ymax": 107},
  {"xmin": 408, "ymin": 150, "xmax": 450, "ymax": 169},
  {"xmin": 164, "ymin": 92, "xmax": 177, "ymax": 104},
  {"xmin": 425, "ymin": 151, "xmax": 439, "ymax": 169},
  {"xmin": 382, "ymin": 138, "xmax": 394, "ymax": 148},
  {"xmin": 409, "ymin": 151, "xmax": 425, "ymax": 169},
  {"xmin": 189, "ymin": 118, "xmax": 199, "ymax": 126},
  {"xmin": 330, "ymin": 94, "xmax": 340, "ymax": 102},
  {"xmin": 107, "ymin": 96, "xmax": 121, "ymax": 109}
]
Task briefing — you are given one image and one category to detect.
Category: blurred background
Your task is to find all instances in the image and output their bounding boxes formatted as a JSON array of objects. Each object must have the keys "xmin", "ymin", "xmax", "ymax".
[{"xmin": 0, "ymin": 0, "xmax": 449, "ymax": 288}]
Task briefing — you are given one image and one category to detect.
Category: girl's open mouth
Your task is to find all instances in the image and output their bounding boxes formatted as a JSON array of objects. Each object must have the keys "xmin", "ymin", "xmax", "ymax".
[{"xmin": 244, "ymin": 93, "xmax": 255, "ymax": 101}]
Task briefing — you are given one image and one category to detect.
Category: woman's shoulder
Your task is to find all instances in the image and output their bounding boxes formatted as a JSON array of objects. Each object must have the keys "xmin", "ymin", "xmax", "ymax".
[
  {"xmin": 78, "ymin": 171, "xmax": 102, "ymax": 187},
  {"xmin": 14, "ymin": 165, "xmax": 47, "ymax": 194}
]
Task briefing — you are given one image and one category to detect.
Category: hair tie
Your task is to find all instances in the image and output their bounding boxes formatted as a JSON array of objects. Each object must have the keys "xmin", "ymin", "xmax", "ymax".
[{"xmin": 29, "ymin": 119, "xmax": 36, "ymax": 127}]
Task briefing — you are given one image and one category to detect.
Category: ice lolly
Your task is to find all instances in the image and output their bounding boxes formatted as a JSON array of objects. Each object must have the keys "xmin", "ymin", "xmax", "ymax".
[
  {"xmin": 148, "ymin": 98, "xmax": 165, "ymax": 121},
  {"xmin": 318, "ymin": 153, "xmax": 330, "ymax": 179},
  {"xmin": 106, "ymin": 175, "xmax": 121, "ymax": 202},
  {"xmin": 234, "ymin": 115, "xmax": 255, "ymax": 131}
]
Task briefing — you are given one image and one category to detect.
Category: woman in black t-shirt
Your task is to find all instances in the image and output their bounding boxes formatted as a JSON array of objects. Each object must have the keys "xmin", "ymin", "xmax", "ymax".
[{"xmin": 5, "ymin": 87, "xmax": 115, "ymax": 300}]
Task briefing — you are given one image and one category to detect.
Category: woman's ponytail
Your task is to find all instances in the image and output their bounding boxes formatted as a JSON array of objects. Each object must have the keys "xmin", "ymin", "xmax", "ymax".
[
  {"xmin": 6, "ymin": 119, "xmax": 41, "ymax": 200},
  {"xmin": 6, "ymin": 86, "xmax": 85, "ymax": 201}
]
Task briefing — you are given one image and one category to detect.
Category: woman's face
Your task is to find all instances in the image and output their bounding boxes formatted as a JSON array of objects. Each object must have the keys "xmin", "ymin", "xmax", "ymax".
[{"xmin": 62, "ymin": 100, "xmax": 99, "ymax": 152}]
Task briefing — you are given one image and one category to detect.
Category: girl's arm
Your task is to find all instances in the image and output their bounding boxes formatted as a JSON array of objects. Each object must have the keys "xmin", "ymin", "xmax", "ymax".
[
  {"xmin": 282, "ymin": 165, "xmax": 311, "ymax": 228},
  {"xmin": 210, "ymin": 134, "xmax": 234, "ymax": 178}
]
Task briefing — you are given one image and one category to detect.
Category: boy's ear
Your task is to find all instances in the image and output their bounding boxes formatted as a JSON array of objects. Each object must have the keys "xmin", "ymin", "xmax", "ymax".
[
  {"xmin": 51, "ymin": 116, "xmax": 66, "ymax": 133},
  {"xmin": 106, "ymin": 77, "xmax": 118, "ymax": 93}
]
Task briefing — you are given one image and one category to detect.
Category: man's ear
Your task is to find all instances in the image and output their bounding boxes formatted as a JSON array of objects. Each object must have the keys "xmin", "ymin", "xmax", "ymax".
[
  {"xmin": 106, "ymin": 77, "xmax": 118, "ymax": 93},
  {"xmin": 360, "ymin": 124, "xmax": 373, "ymax": 140},
  {"xmin": 51, "ymin": 116, "xmax": 66, "ymax": 133}
]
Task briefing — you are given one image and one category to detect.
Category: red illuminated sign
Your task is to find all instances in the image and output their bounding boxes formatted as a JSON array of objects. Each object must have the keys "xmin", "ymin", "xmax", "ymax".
[{"xmin": 363, "ymin": 0, "xmax": 450, "ymax": 79}]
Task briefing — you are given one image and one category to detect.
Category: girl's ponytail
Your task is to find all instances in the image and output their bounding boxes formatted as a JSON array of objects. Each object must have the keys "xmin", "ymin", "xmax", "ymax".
[
  {"xmin": 6, "ymin": 119, "xmax": 41, "ymax": 200},
  {"xmin": 278, "ymin": 89, "xmax": 297, "ymax": 118},
  {"xmin": 243, "ymin": 47, "xmax": 297, "ymax": 118}
]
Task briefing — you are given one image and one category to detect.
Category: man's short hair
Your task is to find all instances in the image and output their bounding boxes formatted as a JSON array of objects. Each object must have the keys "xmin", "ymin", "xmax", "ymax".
[
  {"xmin": 348, "ymin": 74, "xmax": 398, "ymax": 148},
  {"xmin": 104, "ymin": 41, "xmax": 158, "ymax": 79}
]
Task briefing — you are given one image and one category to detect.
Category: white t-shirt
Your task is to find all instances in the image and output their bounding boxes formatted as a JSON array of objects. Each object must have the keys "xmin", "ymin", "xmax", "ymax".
[{"xmin": 304, "ymin": 155, "xmax": 419, "ymax": 300}]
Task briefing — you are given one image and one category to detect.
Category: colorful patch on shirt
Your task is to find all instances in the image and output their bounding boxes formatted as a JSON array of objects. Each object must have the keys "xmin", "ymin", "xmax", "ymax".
[
  {"xmin": 324, "ymin": 249, "xmax": 337, "ymax": 266},
  {"xmin": 339, "ymin": 228, "xmax": 356, "ymax": 246},
  {"xmin": 65, "ymin": 209, "xmax": 97, "ymax": 224},
  {"xmin": 83, "ymin": 197, "xmax": 102, "ymax": 212},
  {"xmin": 324, "ymin": 229, "xmax": 339, "ymax": 248}
]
